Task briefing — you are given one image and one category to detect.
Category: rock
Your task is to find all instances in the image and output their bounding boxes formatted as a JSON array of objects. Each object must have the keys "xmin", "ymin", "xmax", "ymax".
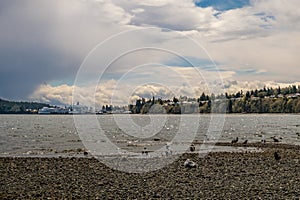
[
  {"xmin": 189, "ymin": 144, "xmax": 195, "ymax": 152},
  {"xmin": 274, "ymin": 152, "xmax": 281, "ymax": 161}
]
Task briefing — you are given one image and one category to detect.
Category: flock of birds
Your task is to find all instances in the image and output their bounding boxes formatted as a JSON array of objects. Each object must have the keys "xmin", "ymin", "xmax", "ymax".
[
  {"xmin": 231, "ymin": 135, "xmax": 283, "ymax": 144},
  {"xmin": 136, "ymin": 135, "xmax": 285, "ymax": 169},
  {"xmin": 183, "ymin": 135, "xmax": 283, "ymax": 169}
]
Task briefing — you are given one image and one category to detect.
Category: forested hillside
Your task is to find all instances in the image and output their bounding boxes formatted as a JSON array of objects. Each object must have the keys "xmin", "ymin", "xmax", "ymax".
[
  {"xmin": 129, "ymin": 85, "xmax": 300, "ymax": 114},
  {"xmin": 0, "ymin": 99, "xmax": 50, "ymax": 114}
]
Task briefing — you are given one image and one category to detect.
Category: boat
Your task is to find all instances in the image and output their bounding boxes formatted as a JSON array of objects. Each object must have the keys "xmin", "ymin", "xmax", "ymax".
[{"xmin": 38, "ymin": 107, "xmax": 68, "ymax": 114}]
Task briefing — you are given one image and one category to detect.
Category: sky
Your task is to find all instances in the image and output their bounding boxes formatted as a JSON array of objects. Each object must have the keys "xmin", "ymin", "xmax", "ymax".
[{"xmin": 1, "ymin": 0, "xmax": 300, "ymax": 106}]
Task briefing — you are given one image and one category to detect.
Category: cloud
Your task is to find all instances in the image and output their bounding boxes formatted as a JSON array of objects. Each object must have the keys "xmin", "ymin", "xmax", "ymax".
[
  {"xmin": 1, "ymin": 0, "xmax": 299, "ymax": 105},
  {"xmin": 30, "ymin": 84, "xmax": 74, "ymax": 105},
  {"xmin": 30, "ymin": 78, "xmax": 300, "ymax": 106},
  {"xmin": 112, "ymin": 0, "xmax": 217, "ymax": 31},
  {"xmin": 0, "ymin": 0, "xmax": 130, "ymax": 100},
  {"xmin": 224, "ymin": 80, "xmax": 300, "ymax": 94},
  {"xmin": 252, "ymin": 0, "xmax": 300, "ymax": 30}
]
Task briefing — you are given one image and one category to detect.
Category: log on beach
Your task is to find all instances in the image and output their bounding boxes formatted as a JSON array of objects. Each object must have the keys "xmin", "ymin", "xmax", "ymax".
[{"xmin": 0, "ymin": 147, "xmax": 300, "ymax": 199}]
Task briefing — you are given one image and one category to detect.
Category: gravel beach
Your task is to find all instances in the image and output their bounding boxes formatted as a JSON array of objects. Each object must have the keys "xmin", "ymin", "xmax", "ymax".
[{"xmin": 1, "ymin": 144, "xmax": 300, "ymax": 199}]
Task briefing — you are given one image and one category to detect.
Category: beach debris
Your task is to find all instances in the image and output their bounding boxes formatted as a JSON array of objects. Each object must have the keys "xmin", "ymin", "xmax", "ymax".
[
  {"xmin": 243, "ymin": 140, "xmax": 248, "ymax": 144},
  {"xmin": 274, "ymin": 152, "xmax": 281, "ymax": 161},
  {"xmin": 83, "ymin": 151, "xmax": 88, "ymax": 156},
  {"xmin": 231, "ymin": 137, "xmax": 238, "ymax": 143},
  {"xmin": 184, "ymin": 159, "xmax": 197, "ymax": 169},
  {"xmin": 189, "ymin": 144, "xmax": 196, "ymax": 152}
]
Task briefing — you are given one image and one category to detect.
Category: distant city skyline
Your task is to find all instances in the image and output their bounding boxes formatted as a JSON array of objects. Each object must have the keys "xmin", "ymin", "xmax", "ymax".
[{"xmin": 1, "ymin": 0, "xmax": 299, "ymax": 106}]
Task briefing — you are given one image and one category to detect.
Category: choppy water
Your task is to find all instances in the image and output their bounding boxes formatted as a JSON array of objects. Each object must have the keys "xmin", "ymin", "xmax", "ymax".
[{"xmin": 0, "ymin": 114, "xmax": 299, "ymax": 157}]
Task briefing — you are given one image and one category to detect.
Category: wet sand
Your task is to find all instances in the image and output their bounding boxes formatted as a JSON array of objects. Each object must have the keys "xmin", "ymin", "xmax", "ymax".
[{"xmin": 1, "ymin": 144, "xmax": 300, "ymax": 199}]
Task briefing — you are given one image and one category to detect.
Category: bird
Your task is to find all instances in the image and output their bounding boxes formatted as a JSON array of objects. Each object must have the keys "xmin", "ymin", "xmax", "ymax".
[
  {"xmin": 189, "ymin": 144, "xmax": 196, "ymax": 152},
  {"xmin": 231, "ymin": 137, "xmax": 238, "ymax": 143},
  {"xmin": 261, "ymin": 135, "xmax": 266, "ymax": 144},
  {"xmin": 271, "ymin": 136, "xmax": 280, "ymax": 142},
  {"xmin": 274, "ymin": 152, "xmax": 281, "ymax": 161},
  {"xmin": 83, "ymin": 151, "xmax": 88, "ymax": 156},
  {"xmin": 243, "ymin": 140, "xmax": 248, "ymax": 144},
  {"xmin": 184, "ymin": 159, "xmax": 197, "ymax": 169},
  {"xmin": 165, "ymin": 144, "xmax": 172, "ymax": 156},
  {"xmin": 142, "ymin": 147, "xmax": 149, "ymax": 156}
]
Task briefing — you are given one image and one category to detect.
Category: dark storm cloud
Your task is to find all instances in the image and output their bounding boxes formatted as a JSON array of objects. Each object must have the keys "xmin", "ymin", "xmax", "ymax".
[
  {"xmin": 0, "ymin": 0, "xmax": 80, "ymax": 100},
  {"xmin": 0, "ymin": 44, "xmax": 79, "ymax": 100},
  {"xmin": 0, "ymin": 0, "xmax": 117, "ymax": 101}
]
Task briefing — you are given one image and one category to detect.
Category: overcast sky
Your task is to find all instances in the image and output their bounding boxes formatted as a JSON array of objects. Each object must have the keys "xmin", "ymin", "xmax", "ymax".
[{"xmin": 1, "ymin": 0, "xmax": 300, "ymax": 106}]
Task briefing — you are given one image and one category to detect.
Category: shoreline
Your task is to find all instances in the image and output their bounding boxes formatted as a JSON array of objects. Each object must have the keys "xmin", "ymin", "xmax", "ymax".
[{"xmin": 1, "ymin": 143, "xmax": 299, "ymax": 199}]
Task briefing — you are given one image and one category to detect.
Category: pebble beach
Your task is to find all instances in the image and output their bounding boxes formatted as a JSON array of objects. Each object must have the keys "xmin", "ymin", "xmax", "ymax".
[{"xmin": 1, "ymin": 143, "xmax": 300, "ymax": 199}]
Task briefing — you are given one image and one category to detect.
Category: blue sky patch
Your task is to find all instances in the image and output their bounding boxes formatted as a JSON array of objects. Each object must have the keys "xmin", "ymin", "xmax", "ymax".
[{"xmin": 195, "ymin": 0, "xmax": 250, "ymax": 11}]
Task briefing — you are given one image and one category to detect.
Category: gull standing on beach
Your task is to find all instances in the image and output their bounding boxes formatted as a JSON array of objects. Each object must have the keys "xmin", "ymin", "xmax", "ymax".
[
  {"xmin": 271, "ymin": 136, "xmax": 280, "ymax": 142},
  {"xmin": 142, "ymin": 147, "xmax": 149, "ymax": 157},
  {"xmin": 261, "ymin": 135, "xmax": 266, "ymax": 144},
  {"xmin": 184, "ymin": 159, "xmax": 197, "ymax": 169},
  {"xmin": 231, "ymin": 137, "xmax": 238, "ymax": 143},
  {"xmin": 165, "ymin": 144, "xmax": 172, "ymax": 156}
]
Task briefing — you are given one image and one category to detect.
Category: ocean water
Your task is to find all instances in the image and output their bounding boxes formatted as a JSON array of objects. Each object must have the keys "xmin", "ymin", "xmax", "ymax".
[{"xmin": 0, "ymin": 114, "xmax": 299, "ymax": 157}]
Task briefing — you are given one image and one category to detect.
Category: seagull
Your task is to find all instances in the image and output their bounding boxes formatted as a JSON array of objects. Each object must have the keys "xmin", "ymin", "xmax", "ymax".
[
  {"xmin": 243, "ymin": 140, "xmax": 248, "ymax": 144},
  {"xmin": 184, "ymin": 159, "xmax": 197, "ymax": 169},
  {"xmin": 271, "ymin": 136, "xmax": 280, "ymax": 142},
  {"xmin": 165, "ymin": 144, "xmax": 172, "ymax": 156},
  {"xmin": 142, "ymin": 147, "xmax": 149, "ymax": 156},
  {"xmin": 274, "ymin": 152, "xmax": 281, "ymax": 161},
  {"xmin": 261, "ymin": 135, "xmax": 266, "ymax": 144},
  {"xmin": 231, "ymin": 137, "xmax": 238, "ymax": 143},
  {"xmin": 189, "ymin": 144, "xmax": 196, "ymax": 152}
]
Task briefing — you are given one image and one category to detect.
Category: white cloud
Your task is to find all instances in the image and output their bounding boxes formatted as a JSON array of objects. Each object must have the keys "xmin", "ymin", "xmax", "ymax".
[
  {"xmin": 2, "ymin": 0, "xmax": 300, "ymax": 102},
  {"xmin": 30, "ymin": 77, "xmax": 300, "ymax": 106},
  {"xmin": 112, "ymin": 0, "xmax": 217, "ymax": 31},
  {"xmin": 30, "ymin": 84, "xmax": 74, "ymax": 105},
  {"xmin": 251, "ymin": 0, "xmax": 300, "ymax": 30}
]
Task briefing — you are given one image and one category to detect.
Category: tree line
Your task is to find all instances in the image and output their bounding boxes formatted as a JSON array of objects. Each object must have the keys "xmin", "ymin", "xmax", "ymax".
[
  {"xmin": 0, "ymin": 98, "xmax": 50, "ymax": 114},
  {"xmin": 1, "ymin": 85, "xmax": 299, "ymax": 114},
  {"xmin": 129, "ymin": 85, "xmax": 300, "ymax": 114}
]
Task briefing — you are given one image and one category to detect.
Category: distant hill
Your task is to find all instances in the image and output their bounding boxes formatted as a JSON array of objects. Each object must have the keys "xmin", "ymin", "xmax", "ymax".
[{"xmin": 0, "ymin": 98, "xmax": 50, "ymax": 114}]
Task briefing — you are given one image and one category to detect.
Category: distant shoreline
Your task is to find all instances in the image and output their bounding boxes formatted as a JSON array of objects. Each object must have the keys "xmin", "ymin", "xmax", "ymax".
[{"xmin": 0, "ymin": 112, "xmax": 299, "ymax": 115}]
